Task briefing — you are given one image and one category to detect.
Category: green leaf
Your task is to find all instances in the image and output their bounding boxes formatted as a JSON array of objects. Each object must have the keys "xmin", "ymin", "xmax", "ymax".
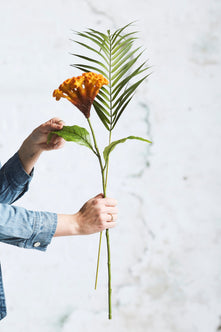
[
  {"xmin": 95, "ymin": 94, "xmax": 111, "ymax": 112},
  {"xmin": 112, "ymin": 62, "xmax": 149, "ymax": 97},
  {"xmin": 47, "ymin": 125, "xmax": 94, "ymax": 151},
  {"xmin": 93, "ymin": 101, "xmax": 110, "ymax": 130},
  {"xmin": 77, "ymin": 32, "xmax": 109, "ymax": 56},
  {"xmin": 71, "ymin": 53, "xmax": 109, "ymax": 71},
  {"xmin": 112, "ymin": 74, "xmax": 149, "ymax": 111},
  {"xmin": 112, "ymin": 43, "xmax": 133, "ymax": 67},
  {"xmin": 88, "ymin": 28, "xmax": 109, "ymax": 41},
  {"xmin": 112, "ymin": 96, "xmax": 134, "ymax": 129},
  {"xmin": 99, "ymin": 88, "xmax": 110, "ymax": 103},
  {"xmin": 112, "ymin": 47, "xmax": 141, "ymax": 73},
  {"xmin": 72, "ymin": 41, "xmax": 109, "ymax": 65},
  {"xmin": 111, "ymin": 22, "xmax": 137, "ymax": 46},
  {"xmin": 70, "ymin": 64, "xmax": 108, "ymax": 78},
  {"xmin": 103, "ymin": 136, "xmax": 152, "ymax": 162},
  {"xmin": 112, "ymin": 51, "xmax": 143, "ymax": 84},
  {"xmin": 112, "ymin": 37, "xmax": 137, "ymax": 57}
]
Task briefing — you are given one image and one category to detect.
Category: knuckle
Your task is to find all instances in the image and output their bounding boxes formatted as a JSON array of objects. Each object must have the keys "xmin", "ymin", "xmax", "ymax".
[
  {"xmin": 92, "ymin": 199, "xmax": 98, "ymax": 205},
  {"xmin": 97, "ymin": 213, "xmax": 103, "ymax": 222},
  {"xmin": 96, "ymin": 206, "xmax": 102, "ymax": 214}
]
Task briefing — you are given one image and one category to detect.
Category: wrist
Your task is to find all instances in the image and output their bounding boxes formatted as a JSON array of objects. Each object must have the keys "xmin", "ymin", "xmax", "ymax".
[
  {"xmin": 54, "ymin": 213, "xmax": 81, "ymax": 237},
  {"xmin": 70, "ymin": 213, "xmax": 81, "ymax": 235},
  {"xmin": 18, "ymin": 136, "xmax": 42, "ymax": 174}
]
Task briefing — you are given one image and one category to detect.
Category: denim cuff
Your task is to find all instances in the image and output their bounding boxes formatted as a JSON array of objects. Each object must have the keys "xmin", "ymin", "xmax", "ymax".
[
  {"xmin": 24, "ymin": 212, "xmax": 58, "ymax": 252},
  {"xmin": 4, "ymin": 151, "xmax": 33, "ymax": 189}
]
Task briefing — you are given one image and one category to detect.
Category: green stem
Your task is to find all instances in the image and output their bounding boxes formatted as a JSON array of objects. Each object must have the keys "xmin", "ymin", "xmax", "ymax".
[
  {"xmin": 87, "ymin": 118, "xmax": 104, "ymax": 179},
  {"xmin": 106, "ymin": 228, "xmax": 112, "ymax": 319},
  {"xmin": 87, "ymin": 119, "xmax": 106, "ymax": 291},
  {"xmin": 105, "ymin": 131, "xmax": 112, "ymax": 188}
]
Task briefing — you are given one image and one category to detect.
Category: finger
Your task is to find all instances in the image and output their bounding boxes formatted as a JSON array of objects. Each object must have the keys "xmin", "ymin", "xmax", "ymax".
[
  {"xmin": 106, "ymin": 213, "xmax": 117, "ymax": 222},
  {"xmin": 103, "ymin": 197, "xmax": 118, "ymax": 206},
  {"xmin": 52, "ymin": 139, "xmax": 65, "ymax": 150},
  {"xmin": 104, "ymin": 221, "xmax": 117, "ymax": 229},
  {"xmin": 42, "ymin": 118, "xmax": 64, "ymax": 132},
  {"xmin": 41, "ymin": 137, "xmax": 65, "ymax": 150},
  {"xmin": 104, "ymin": 206, "xmax": 118, "ymax": 214}
]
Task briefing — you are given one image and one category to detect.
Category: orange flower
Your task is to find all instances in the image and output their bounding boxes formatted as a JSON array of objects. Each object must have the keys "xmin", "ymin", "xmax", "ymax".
[{"xmin": 53, "ymin": 72, "xmax": 109, "ymax": 118}]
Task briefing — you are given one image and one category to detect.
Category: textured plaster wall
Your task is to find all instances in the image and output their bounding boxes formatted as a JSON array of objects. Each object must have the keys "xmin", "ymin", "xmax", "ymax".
[{"xmin": 0, "ymin": 0, "xmax": 221, "ymax": 331}]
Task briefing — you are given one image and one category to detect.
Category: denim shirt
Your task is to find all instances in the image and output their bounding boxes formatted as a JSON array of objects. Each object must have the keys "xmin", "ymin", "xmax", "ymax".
[{"xmin": 0, "ymin": 152, "xmax": 57, "ymax": 320}]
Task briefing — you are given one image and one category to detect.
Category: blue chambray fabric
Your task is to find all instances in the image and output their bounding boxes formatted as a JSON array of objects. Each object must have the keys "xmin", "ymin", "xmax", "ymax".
[{"xmin": 0, "ymin": 152, "xmax": 57, "ymax": 320}]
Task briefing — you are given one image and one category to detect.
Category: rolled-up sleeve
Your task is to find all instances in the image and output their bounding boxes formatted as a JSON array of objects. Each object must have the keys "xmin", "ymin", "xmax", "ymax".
[
  {"xmin": 0, "ymin": 204, "xmax": 57, "ymax": 251},
  {"xmin": 0, "ymin": 152, "xmax": 34, "ymax": 204}
]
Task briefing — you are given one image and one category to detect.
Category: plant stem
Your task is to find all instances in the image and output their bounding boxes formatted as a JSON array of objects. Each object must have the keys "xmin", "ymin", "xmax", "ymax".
[
  {"xmin": 106, "ymin": 228, "xmax": 112, "ymax": 319},
  {"xmin": 105, "ymin": 131, "xmax": 112, "ymax": 188},
  {"xmin": 87, "ymin": 118, "xmax": 104, "ymax": 180},
  {"xmin": 87, "ymin": 117, "xmax": 112, "ymax": 319},
  {"xmin": 87, "ymin": 119, "xmax": 106, "ymax": 291},
  {"xmin": 94, "ymin": 231, "xmax": 103, "ymax": 289}
]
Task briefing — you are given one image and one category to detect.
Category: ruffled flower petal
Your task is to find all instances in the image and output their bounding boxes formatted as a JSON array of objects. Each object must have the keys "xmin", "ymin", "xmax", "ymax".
[{"xmin": 53, "ymin": 72, "xmax": 109, "ymax": 118}]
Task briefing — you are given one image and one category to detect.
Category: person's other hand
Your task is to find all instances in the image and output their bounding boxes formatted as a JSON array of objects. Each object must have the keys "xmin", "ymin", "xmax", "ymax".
[
  {"xmin": 30, "ymin": 117, "xmax": 65, "ymax": 152},
  {"xmin": 19, "ymin": 118, "xmax": 65, "ymax": 174}
]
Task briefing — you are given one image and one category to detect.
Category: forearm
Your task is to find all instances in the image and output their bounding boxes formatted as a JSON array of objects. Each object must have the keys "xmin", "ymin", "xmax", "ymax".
[{"xmin": 18, "ymin": 136, "xmax": 42, "ymax": 175}]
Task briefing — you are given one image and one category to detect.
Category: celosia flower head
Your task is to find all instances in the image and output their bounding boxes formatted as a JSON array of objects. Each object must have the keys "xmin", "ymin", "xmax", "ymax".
[{"xmin": 53, "ymin": 72, "xmax": 109, "ymax": 118}]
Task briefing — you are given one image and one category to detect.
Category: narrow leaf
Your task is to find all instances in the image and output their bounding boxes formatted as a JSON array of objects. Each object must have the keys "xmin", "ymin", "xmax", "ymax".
[
  {"xmin": 112, "ymin": 52, "xmax": 143, "ymax": 84},
  {"xmin": 72, "ymin": 41, "xmax": 109, "ymax": 65},
  {"xmin": 112, "ymin": 47, "xmax": 141, "ymax": 73},
  {"xmin": 89, "ymin": 28, "xmax": 109, "ymax": 42},
  {"xmin": 99, "ymin": 88, "xmax": 110, "ymax": 103},
  {"xmin": 93, "ymin": 102, "xmax": 110, "ymax": 130},
  {"xmin": 111, "ymin": 22, "xmax": 137, "ymax": 45},
  {"xmin": 70, "ymin": 64, "xmax": 108, "ymax": 78},
  {"xmin": 77, "ymin": 32, "xmax": 109, "ymax": 56},
  {"xmin": 113, "ymin": 75, "xmax": 149, "ymax": 109},
  {"xmin": 93, "ymin": 100, "xmax": 111, "ymax": 119},
  {"xmin": 112, "ymin": 63, "xmax": 150, "ymax": 99},
  {"xmin": 112, "ymin": 96, "xmax": 134, "ymax": 129},
  {"xmin": 112, "ymin": 43, "xmax": 133, "ymax": 67},
  {"xmin": 112, "ymin": 37, "xmax": 137, "ymax": 57},
  {"xmin": 72, "ymin": 54, "xmax": 109, "ymax": 71},
  {"xmin": 103, "ymin": 136, "xmax": 152, "ymax": 162},
  {"xmin": 95, "ymin": 94, "xmax": 111, "ymax": 112}
]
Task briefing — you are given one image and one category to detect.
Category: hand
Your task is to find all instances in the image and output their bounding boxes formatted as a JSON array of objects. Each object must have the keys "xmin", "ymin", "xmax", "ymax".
[
  {"xmin": 54, "ymin": 194, "xmax": 118, "ymax": 237},
  {"xmin": 75, "ymin": 193, "xmax": 118, "ymax": 235},
  {"xmin": 19, "ymin": 118, "xmax": 65, "ymax": 174},
  {"xmin": 27, "ymin": 117, "xmax": 65, "ymax": 152}
]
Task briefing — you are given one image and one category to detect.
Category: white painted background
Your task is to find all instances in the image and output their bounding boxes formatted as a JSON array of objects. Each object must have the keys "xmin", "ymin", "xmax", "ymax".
[{"xmin": 0, "ymin": 0, "xmax": 221, "ymax": 331}]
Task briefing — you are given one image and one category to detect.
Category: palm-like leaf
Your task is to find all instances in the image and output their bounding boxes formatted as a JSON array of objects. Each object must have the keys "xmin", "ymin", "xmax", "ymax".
[{"xmin": 71, "ymin": 23, "xmax": 151, "ymax": 131}]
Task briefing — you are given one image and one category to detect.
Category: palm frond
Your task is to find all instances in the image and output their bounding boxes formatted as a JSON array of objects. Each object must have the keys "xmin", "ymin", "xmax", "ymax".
[{"xmin": 71, "ymin": 23, "xmax": 150, "ymax": 130}]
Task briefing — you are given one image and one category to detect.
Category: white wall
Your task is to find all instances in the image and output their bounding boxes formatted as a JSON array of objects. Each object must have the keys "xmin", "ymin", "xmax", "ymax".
[{"xmin": 0, "ymin": 0, "xmax": 221, "ymax": 331}]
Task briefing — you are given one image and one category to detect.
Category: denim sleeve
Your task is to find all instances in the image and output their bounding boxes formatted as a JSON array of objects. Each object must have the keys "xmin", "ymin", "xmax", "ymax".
[
  {"xmin": 0, "ymin": 204, "xmax": 57, "ymax": 251},
  {"xmin": 0, "ymin": 152, "xmax": 33, "ymax": 204}
]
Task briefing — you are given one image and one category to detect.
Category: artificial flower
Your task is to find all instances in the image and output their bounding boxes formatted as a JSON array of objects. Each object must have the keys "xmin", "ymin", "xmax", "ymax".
[{"xmin": 53, "ymin": 72, "xmax": 108, "ymax": 118}]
